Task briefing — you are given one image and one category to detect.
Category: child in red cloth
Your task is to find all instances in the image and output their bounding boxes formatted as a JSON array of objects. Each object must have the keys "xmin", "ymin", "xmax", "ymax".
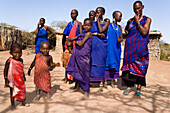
[
  {"xmin": 61, "ymin": 41, "xmax": 73, "ymax": 83},
  {"xmin": 4, "ymin": 43, "xmax": 29, "ymax": 110},
  {"xmin": 28, "ymin": 41, "xmax": 60, "ymax": 101}
]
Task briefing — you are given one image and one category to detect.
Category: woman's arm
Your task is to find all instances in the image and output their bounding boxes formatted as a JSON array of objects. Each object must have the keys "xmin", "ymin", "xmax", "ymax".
[
  {"xmin": 117, "ymin": 25, "xmax": 123, "ymax": 43},
  {"xmin": 67, "ymin": 36, "xmax": 78, "ymax": 41},
  {"xmin": 35, "ymin": 22, "xmax": 40, "ymax": 36},
  {"xmin": 46, "ymin": 26, "xmax": 55, "ymax": 40},
  {"xmin": 28, "ymin": 57, "xmax": 36, "ymax": 76},
  {"xmin": 134, "ymin": 14, "xmax": 152, "ymax": 36},
  {"xmin": 92, "ymin": 33, "xmax": 105, "ymax": 38},
  {"xmin": 96, "ymin": 17, "xmax": 110, "ymax": 33},
  {"xmin": 78, "ymin": 21, "xmax": 83, "ymax": 34},
  {"xmin": 124, "ymin": 19, "xmax": 131, "ymax": 34}
]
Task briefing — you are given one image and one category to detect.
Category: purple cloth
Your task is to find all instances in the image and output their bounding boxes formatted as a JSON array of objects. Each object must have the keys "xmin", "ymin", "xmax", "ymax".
[
  {"xmin": 105, "ymin": 69, "xmax": 119, "ymax": 80},
  {"xmin": 66, "ymin": 33, "xmax": 92, "ymax": 92}
]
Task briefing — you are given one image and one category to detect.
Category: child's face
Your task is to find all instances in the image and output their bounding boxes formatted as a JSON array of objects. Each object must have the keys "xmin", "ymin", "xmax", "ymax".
[
  {"xmin": 71, "ymin": 10, "xmax": 78, "ymax": 20},
  {"xmin": 96, "ymin": 8, "xmax": 104, "ymax": 19},
  {"xmin": 83, "ymin": 20, "xmax": 92, "ymax": 32},
  {"xmin": 89, "ymin": 11, "xmax": 96, "ymax": 21},
  {"xmin": 115, "ymin": 12, "xmax": 122, "ymax": 22},
  {"xmin": 40, "ymin": 43, "xmax": 50, "ymax": 56},
  {"xmin": 11, "ymin": 47, "xmax": 22, "ymax": 60}
]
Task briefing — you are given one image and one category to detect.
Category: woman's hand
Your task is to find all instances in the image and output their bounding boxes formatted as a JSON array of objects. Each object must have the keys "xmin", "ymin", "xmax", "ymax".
[
  {"xmin": 134, "ymin": 14, "xmax": 140, "ymax": 25},
  {"xmin": 98, "ymin": 33, "xmax": 105, "ymax": 38}
]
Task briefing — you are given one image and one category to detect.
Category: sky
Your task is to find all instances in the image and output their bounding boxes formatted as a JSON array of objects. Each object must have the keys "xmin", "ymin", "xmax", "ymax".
[{"xmin": 0, "ymin": 0, "xmax": 170, "ymax": 43}]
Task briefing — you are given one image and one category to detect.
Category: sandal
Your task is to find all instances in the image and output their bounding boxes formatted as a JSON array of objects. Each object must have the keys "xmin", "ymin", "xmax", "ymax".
[
  {"xmin": 134, "ymin": 93, "xmax": 142, "ymax": 98},
  {"xmin": 123, "ymin": 90, "xmax": 130, "ymax": 95}
]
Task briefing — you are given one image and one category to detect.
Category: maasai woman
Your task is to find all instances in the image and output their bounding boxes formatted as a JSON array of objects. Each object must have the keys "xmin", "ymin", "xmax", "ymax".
[
  {"xmin": 90, "ymin": 7, "xmax": 110, "ymax": 92},
  {"xmin": 121, "ymin": 1, "xmax": 152, "ymax": 98},
  {"xmin": 62, "ymin": 9, "xmax": 82, "ymax": 51},
  {"xmin": 105, "ymin": 11, "xmax": 123, "ymax": 88},
  {"xmin": 35, "ymin": 18, "xmax": 54, "ymax": 54}
]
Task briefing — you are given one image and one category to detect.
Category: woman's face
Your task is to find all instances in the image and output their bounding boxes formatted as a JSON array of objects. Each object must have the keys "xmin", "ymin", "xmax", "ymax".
[
  {"xmin": 133, "ymin": 2, "xmax": 143, "ymax": 15},
  {"xmin": 96, "ymin": 8, "xmax": 104, "ymax": 19}
]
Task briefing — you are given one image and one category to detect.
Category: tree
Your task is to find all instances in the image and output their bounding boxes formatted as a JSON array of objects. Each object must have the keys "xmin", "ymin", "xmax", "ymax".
[{"xmin": 51, "ymin": 20, "xmax": 68, "ymax": 30}]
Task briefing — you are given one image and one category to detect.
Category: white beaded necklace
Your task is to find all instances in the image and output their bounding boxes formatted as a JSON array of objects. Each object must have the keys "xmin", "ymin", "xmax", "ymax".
[{"xmin": 112, "ymin": 23, "xmax": 119, "ymax": 38}]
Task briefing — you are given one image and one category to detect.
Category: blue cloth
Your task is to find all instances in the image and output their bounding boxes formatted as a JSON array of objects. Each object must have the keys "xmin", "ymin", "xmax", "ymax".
[
  {"xmin": 35, "ymin": 27, "xmax": 49, "ymax": 54},
  {"xmin": 90, "ymin": 22, "xmax": 108, "ymax": 77},
  {"xmin": 63, "ymin": 21, "xmax": 80, "ymax": 36},
  {"xmin": 105, "ymin": 23, "xmax": 121, "ymax": 72}
]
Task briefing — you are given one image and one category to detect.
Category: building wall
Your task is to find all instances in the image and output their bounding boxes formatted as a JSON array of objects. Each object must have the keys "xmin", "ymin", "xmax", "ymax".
[{"xmin": 55, "ymin": 32, "xmax": 162, "ymax": 60}]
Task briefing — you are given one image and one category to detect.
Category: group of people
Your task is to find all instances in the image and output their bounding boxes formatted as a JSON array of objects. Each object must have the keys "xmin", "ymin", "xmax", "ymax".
[{"xmin": 4, "ymin": 0, "xmax": 151, "ymax": 110}]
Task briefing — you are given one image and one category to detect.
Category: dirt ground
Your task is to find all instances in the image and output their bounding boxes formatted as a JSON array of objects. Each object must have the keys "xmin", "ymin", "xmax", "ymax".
[{"xmin": 0, "ymin": 50, "xmax": 169, "ymax": 113}]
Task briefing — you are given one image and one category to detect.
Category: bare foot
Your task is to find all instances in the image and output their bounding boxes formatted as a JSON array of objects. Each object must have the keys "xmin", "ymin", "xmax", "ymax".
[
  {"xmin": 11, "ymin": 105, "xmax": 16, "ymax": 110},
  {"xmin": 110, "ymin": 83, "xmax": 115, "ymax": 88},
  {"xmin": 34, "ymin": 94, "xmax": 41, "ymax": 101},
  {"xmin": 104, "ymin": 83, "xmax": 107, "ymax": 89},
  {"xmin": 21, "ymin": 101, "xmax": 30, "ymax": 107},
  {"xmin": 46, "ymin": 94, "xmax": 52, "ymax": 101},
  {"xmin": 98, "ymin": 86, "xmax": 103, "ymax": 92},
  {"xmin": 80, "ymin": 93, "xmax": 89, "ymax": 100}
]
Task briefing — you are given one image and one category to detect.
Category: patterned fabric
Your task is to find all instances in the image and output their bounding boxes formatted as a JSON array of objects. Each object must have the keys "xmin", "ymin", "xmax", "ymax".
[
  {"xmin": 35, "ymin": 27, "xmax": 49, "ymax": 54},
  {"xmin": 61, "ymin": 50, "xmax": 72, "ymax": 69},
  {"xmin": 63, "ymin": 21, "xmax": 79, "ymax": 50},
  {"xmin": 34, "ymin": 53, "xmax": 51, "ymax": 93},
  {"xmin": 121, "ymin": 55, "xmax": 149, "ymax": 77},
  {"xmin": 121, "ymin": 16, "xmax": 149, "ymax": 77},
  {"xmin": 6, "ymin": 57, "xmax": 25, "ymax": 101}
]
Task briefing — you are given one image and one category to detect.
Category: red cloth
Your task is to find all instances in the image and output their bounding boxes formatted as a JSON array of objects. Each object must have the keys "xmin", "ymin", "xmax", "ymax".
[
  {"xmin": 34, "ymin": 53, "xmax": 51, "ymax": 93},
  {"xmin": 64, "ymin": 21, "xmax": 77, "ymax": 50},
  {"xmin": 5, "ymin": 57, "xmax": 25, "ymax": 101}
]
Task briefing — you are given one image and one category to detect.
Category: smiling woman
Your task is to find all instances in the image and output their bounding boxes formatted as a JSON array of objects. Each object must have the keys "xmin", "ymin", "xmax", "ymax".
[{"xmin": 121, "ymin": 1, "xmax": 152, "ymax": 98}]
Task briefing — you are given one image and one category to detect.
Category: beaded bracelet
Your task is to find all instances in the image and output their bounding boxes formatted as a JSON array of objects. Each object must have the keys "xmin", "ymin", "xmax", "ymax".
[{"xmin": 138, "ymin": 23, "xmax": 141, "ymax": 27}]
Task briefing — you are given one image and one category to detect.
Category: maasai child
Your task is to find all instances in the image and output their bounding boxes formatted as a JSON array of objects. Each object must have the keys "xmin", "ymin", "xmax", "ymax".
[
  {"xmin": 90, "ymin": 7, "xmax": 110, "ymax": 92},
  {"xmin": 35, "ymin": 18, "xmax": 54, "ymax": 54},
  {"xmin": 104, "ymin": 11, "xmax": 123, "ymax": 88},
  {"xmin": 121, "ymin": 1, "xmax": 151, "ymax": 98},
  {"xmin": 61, "ymin": 41, "xmax": 73, "ymax": 83},
  {"xmin": 62, "ymin": 9, "xmax": 83, "ymax": 51},
  {"xmin": 66, "ymin": 18, "xmax": 93, "ymax": 100},
  {"xmin": 28, "ymin": 41, "xmax": 60, "ymax": 101},
  {"xmin": 4, "ymin": 43, "xmax": 29, "ymax": 110}
]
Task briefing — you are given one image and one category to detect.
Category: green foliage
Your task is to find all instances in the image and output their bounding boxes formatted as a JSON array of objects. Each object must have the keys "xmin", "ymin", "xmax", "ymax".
[
  {"xmin": 0, "ymin": 23, "xmax": 18, "ymax": 29},
  {"xmin": 160, "ymin": 46, "xmax": 170, "ymax": 60}
]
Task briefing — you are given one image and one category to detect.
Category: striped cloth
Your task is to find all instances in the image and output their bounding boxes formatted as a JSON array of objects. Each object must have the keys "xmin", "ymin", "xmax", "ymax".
[
  {"xmin": 121, "ymin": 16, "xmax": 149, "ymax": 77},
  {"xmin": 6, "ymin": 57, "xmax": 26, "ymax": 101},
  {"xmin": 34, "ymin": 53, "xmax": 51, "ymax": 93}
]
